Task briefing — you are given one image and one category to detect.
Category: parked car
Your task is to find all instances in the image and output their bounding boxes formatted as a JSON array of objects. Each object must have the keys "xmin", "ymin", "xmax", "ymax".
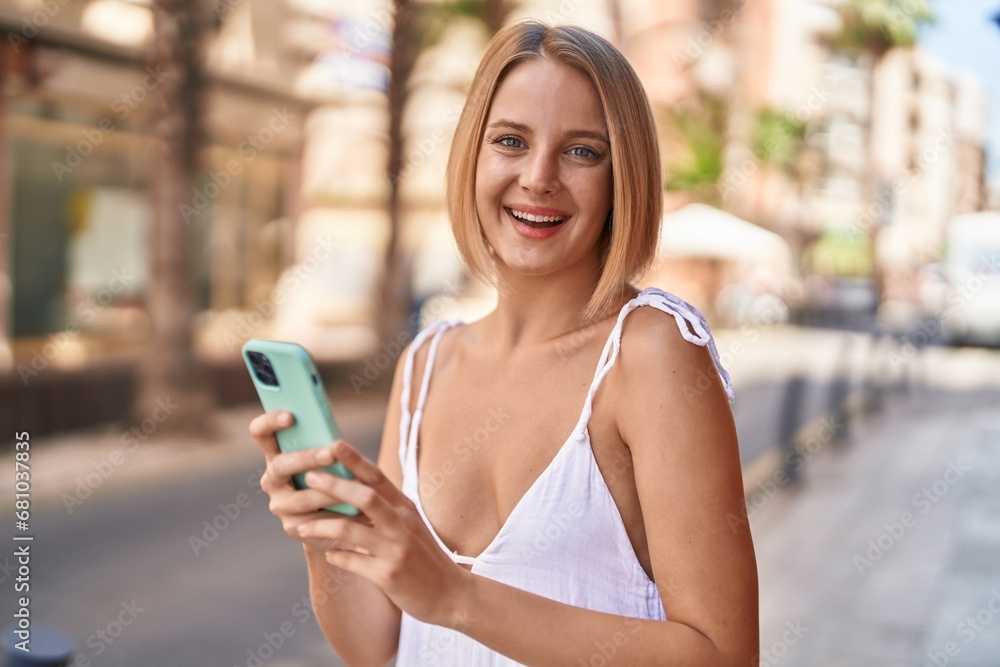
[{"xmin": 939, "ymin": 212, "xmax": 1000, "ymax": 347}]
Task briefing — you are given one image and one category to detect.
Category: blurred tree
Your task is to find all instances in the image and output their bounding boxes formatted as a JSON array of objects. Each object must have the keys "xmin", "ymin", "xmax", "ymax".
[
  {"xmin": 380, "ymin": 0, "xmax": 514, "ymax": 344},
  {"xmin": 752, "ymin": 109, "xmax": 806, "ymax": 174},
  {"xmin": 751, "ymin": 108, "xmax": 812, "ymax": 221},
  {"xmin": 750, "ymin": 107, "xmax": 820, "ymax": 273},
  {"xmin": 662, "ymin": 94, "xmax": 727, "ymax": 206},
  {"xmin": 665, "ymin": 102, "xmax": 815, "ymax": 239},
  {"xmin": 833, "ymin": 0, "xmax": 932, "ymax": 54},
  {"xmin": 831, "ymin": 0, "xmax": 934, "ymax": 306},
  {"xmin": 137, "ymin": 0, "xmax": 213, "ymax": 432}
]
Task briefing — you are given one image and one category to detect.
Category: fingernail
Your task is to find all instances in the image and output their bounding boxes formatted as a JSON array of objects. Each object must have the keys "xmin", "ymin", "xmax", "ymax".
[
  {"xmin": 304, "ymin": 471, "xmax": 321, "ymax": 486},
  {"xmin": 279, "ymin": 412, "xmax": 293, "ymax": 425},
  {"xmin": 316, "ymin": 448, "xmax": 333, "ymax": 465}
]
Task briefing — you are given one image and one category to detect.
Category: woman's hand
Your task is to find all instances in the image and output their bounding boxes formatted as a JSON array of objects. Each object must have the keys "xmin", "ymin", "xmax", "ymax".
[
  {"xmin": 296, "ymin": 439, "xmax": 472, "ymax": 629},
  {"xmin": 248, "ymin": 410, "xmax": 372, "ymax": 550},
  {"xmin": 248, "ymin": 410, "xmax": 470, "ymax": 627}
]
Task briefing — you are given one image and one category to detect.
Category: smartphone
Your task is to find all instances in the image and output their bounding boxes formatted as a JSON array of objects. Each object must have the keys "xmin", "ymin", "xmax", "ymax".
[{"xmin": 241, "ymin": 338, "xmax": 360, "ymax": 516}]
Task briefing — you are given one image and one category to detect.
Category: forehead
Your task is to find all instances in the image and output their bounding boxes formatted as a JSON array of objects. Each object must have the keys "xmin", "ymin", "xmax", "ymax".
[{"xmin": 487, "ymin": 58, "xmax": 607, "ymax": 131}]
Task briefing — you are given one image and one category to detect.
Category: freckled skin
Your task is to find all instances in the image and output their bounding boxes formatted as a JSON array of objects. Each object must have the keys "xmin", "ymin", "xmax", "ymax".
[{"xmin": 475, "ymin": 58, "xmax": 613, "ymax": 282}]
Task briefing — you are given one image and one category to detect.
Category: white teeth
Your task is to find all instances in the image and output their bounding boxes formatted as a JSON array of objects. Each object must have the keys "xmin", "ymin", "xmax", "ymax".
[{"xmin": 509, "ymin": 209, "xmax": 566, "ymax": 223}]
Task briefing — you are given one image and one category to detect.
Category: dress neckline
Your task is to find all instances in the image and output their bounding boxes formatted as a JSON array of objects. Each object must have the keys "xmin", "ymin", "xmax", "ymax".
[{"xmin": 409, "ymin": 318, "xmax": 599, "ymax": 566}]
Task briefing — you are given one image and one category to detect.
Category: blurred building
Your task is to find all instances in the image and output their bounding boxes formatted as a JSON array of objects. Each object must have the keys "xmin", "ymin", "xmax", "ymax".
[
  {"xmin": 872, "ymin": 50, "xmax": 990, "ymax": 324},
  {"xmin": 3, "ymin": 0, "xmax": 993, "ymax": 435},
  {"xmin": 0, "ymin": 0, "xmax": 371, "ymax": 433},
  {"xmin": 677, "ymin": 0, "xmax": 993, "ymax": 327}
]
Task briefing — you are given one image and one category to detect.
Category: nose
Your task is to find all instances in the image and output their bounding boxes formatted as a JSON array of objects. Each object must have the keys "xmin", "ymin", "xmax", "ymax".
[{"xmin": 520, "ymin": 148, "xmax": 560, "ymax": 197}]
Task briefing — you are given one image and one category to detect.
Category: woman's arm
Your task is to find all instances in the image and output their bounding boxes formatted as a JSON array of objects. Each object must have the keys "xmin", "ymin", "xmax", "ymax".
[
  {"xmin": 304, "ymin": 348, "xmax": 415, "ymax": 667},
  {"xmin": 250, "ymin": 346, "xmax": 414, "ymax": 667},
  {"xmin": 302, "ymin": 539, "xmax": 399, "ymax": 667},
  {"xmin": 298, "ymin": 309, "xmax": 758, "ymax": 666}
]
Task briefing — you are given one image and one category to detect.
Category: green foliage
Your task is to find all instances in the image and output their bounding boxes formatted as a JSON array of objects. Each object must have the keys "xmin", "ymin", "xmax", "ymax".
[
  {"xmin": 752, "ymin": 109, "xmax": 805, "ymax": 173},
  {"xmin": 420, "ymin": 0, "xmax": 517, "ymax": 48},
  {"xmin": 807, "ymin": 228, "xmax": 874, "ymax": 277},
  {"xmin": 663, "ymin": 103, "xmax": 726, "ymax": 202},
  {"xmin": 834, "ymin": 0, "xmax": 935, "ymax": 55}
]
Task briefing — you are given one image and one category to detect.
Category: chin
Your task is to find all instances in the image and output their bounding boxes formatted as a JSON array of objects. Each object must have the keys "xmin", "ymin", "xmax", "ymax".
[
  {"xmin": 496, "ymin": 255, "xmax": 557, "ymax": 277},
  {"xmin": 494, "ymin": 246, "xmax": 591, "ymax": 280}
]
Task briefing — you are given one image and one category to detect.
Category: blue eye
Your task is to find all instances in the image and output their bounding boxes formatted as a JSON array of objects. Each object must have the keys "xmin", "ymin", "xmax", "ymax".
[
  {"xmin": 570, "ymin": 146, "xmax": 599, "ymax": 159},
  {"xmin": 493, "ymin": 135, "xmax": 523, "ymax": 149}
]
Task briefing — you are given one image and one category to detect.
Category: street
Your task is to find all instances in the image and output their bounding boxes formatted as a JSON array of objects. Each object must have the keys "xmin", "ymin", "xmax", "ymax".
[
  {"xmin": 1, "ymin": 338, "xmax": 999, "ymax": 666},
  {"xmin": 0, "ymin": 398, "xmax": 387, "ymax": 667},
  {"xmin": 753, "ymin": 386, "xmax": 1000, "ymax": 667}
]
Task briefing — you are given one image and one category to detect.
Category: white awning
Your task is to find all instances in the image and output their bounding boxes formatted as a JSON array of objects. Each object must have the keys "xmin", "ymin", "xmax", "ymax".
[{"xmin": 658, "ymin": 203, "xmax": 792, "ymax": 268}]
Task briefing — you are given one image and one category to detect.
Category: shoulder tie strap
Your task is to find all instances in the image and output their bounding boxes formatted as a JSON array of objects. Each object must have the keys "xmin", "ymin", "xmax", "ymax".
[
  {"xmin": 577, "ymin": 287, "xmax": 734, "ymax": 427},
  {"xmin": 398, "ymin": 320, "xmax": 461, "ymax": 468}
]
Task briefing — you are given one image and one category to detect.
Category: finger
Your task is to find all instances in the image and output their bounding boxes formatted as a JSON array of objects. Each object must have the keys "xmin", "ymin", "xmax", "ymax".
[
  {"xmin": 299, "ymin": 516, "xmax": 388, "ymax": 556},
  {"xmin": 261, "ymin": 446, "xmax": 335, "ymax": 494},
  {"xmin": 248, "ymin": 411, "xmax": 295, "ymax": 460},
  {"xmin": 270, "ymin": 488, "xmax": 338, "ymax": 515},
  {"xmin": 303, "ymin": 470, "xmax": 400, "ymax": 527},
  {"xmin": 328, "ymin": 440, "xmax": 408, "ymax": 506},
  {"xmin": 269, "ymin": 486, "xmax": 360, "ymax": 517},
  {"xmin": 269, "ymin": 445, "xmax": 339, "ymax": 482},
  {"xmin": 281, "ymin": 510, "xmax": 371, "ymax": 544},
  {"xmin": 322, "ymin": 548, "xmax": 380, "ymax": 582}
]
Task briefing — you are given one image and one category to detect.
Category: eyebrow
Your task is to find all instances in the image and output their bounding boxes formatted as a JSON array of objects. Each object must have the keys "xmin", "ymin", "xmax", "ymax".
[{"xmin": 486, "ymin": 119, "xmax": 609, "ymax": 144}]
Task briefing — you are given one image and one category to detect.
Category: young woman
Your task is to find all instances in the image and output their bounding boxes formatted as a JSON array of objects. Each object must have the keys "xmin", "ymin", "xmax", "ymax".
[{"xmin": 250, "ymin": 20, "xmax": 758, "ymax": 667}]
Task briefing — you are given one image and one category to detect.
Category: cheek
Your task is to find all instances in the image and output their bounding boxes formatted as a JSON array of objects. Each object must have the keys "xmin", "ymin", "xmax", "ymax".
[
  {"xmin": 573, "ymin": 170, "xmax": 613, "ymax": 216},
  {"xmin": 597, "ymin": 172, "xmax": 614, "ymax": 216},
  {"xmin": 474, "ymin": 158, "xmax": 508, "ymax": 208},
  {"xmin": 474, "ymin": 178, "xmax": 490, "ymax": 222}
]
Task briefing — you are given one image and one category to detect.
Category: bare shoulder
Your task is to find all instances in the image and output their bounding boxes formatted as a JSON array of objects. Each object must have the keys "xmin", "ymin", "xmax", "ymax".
[
  {"xmin": 618, "ymin": 303, "xmax": 701, "ymax": 359},
  {"xmin": 611, "ymin": 303, "xmax": 729, "ymax": 415}
]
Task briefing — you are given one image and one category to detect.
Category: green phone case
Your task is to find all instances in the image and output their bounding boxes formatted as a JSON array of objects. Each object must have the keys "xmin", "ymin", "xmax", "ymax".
[{"xmin": 241, "ymin": 338, "xmax": 360, "ymax": 516}]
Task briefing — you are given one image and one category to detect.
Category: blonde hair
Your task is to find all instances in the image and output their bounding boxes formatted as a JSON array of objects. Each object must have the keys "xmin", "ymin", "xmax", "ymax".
[{"xmin": 446, "ymin": 20, "xmax": 661, "ymax": 324}]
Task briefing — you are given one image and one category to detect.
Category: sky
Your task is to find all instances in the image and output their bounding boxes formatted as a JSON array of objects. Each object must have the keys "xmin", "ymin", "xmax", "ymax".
[{"xmin": 918, "ymin": 0, "xmax": 1000, "ymax": 184}]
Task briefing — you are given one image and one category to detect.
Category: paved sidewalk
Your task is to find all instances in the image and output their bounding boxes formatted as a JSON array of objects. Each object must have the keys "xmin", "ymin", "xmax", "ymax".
[{"xmin": 752, "ymin": 387, "xmax": 1000, "ymax": 667}]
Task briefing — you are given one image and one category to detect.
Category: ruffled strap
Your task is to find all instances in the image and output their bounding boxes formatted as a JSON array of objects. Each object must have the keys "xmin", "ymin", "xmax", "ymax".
[{"xmin": 578, "ymin": 287, "xmax": 734, "ymax": 427}]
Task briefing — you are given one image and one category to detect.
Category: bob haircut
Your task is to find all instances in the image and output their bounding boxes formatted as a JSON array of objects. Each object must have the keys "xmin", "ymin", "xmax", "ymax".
[{"xmin": 446, "ymin": 20, "xmax": 662, "ymax": 324}]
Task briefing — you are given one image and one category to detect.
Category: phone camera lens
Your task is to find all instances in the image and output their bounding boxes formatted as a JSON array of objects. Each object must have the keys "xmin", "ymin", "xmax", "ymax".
[{"xmin": 248, "ymin": 352, "xmax": 279, "ymax": 387}]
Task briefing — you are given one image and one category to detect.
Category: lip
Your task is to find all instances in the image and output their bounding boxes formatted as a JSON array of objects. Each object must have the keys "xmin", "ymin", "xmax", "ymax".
[{"xmin": 504, "ymin": 207, "xmax": 569, "ymax": 240}]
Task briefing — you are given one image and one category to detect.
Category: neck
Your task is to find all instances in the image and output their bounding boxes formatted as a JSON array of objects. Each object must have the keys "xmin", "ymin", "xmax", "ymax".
[{"xmin": 485, "ymin": 256, "xmax": 621, "ymax": 352}]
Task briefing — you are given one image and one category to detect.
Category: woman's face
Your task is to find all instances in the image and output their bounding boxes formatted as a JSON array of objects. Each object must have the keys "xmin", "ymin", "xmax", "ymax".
[{"xmin": 474, "ymin": 58, "xmax": 613, "ymax": 278}]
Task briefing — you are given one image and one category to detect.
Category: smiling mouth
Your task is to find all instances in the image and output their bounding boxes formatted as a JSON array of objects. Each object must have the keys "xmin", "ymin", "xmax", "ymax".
[{"xmin": 506, "ymin": 207, "xmax": 568, "ymax": 228}]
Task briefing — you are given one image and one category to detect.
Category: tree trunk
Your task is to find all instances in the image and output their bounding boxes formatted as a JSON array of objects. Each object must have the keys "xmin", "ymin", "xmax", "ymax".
[
  {"xmin": 378, "ymin": 0, "xmax": 512, "ymax": 347},
  {"xmin": 137, "ymin": 0, "xmax": 213, "ymax": 433},
  {"xmin": 379, "ymin": 0, "xmax": 422, "ymax": 346}
]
